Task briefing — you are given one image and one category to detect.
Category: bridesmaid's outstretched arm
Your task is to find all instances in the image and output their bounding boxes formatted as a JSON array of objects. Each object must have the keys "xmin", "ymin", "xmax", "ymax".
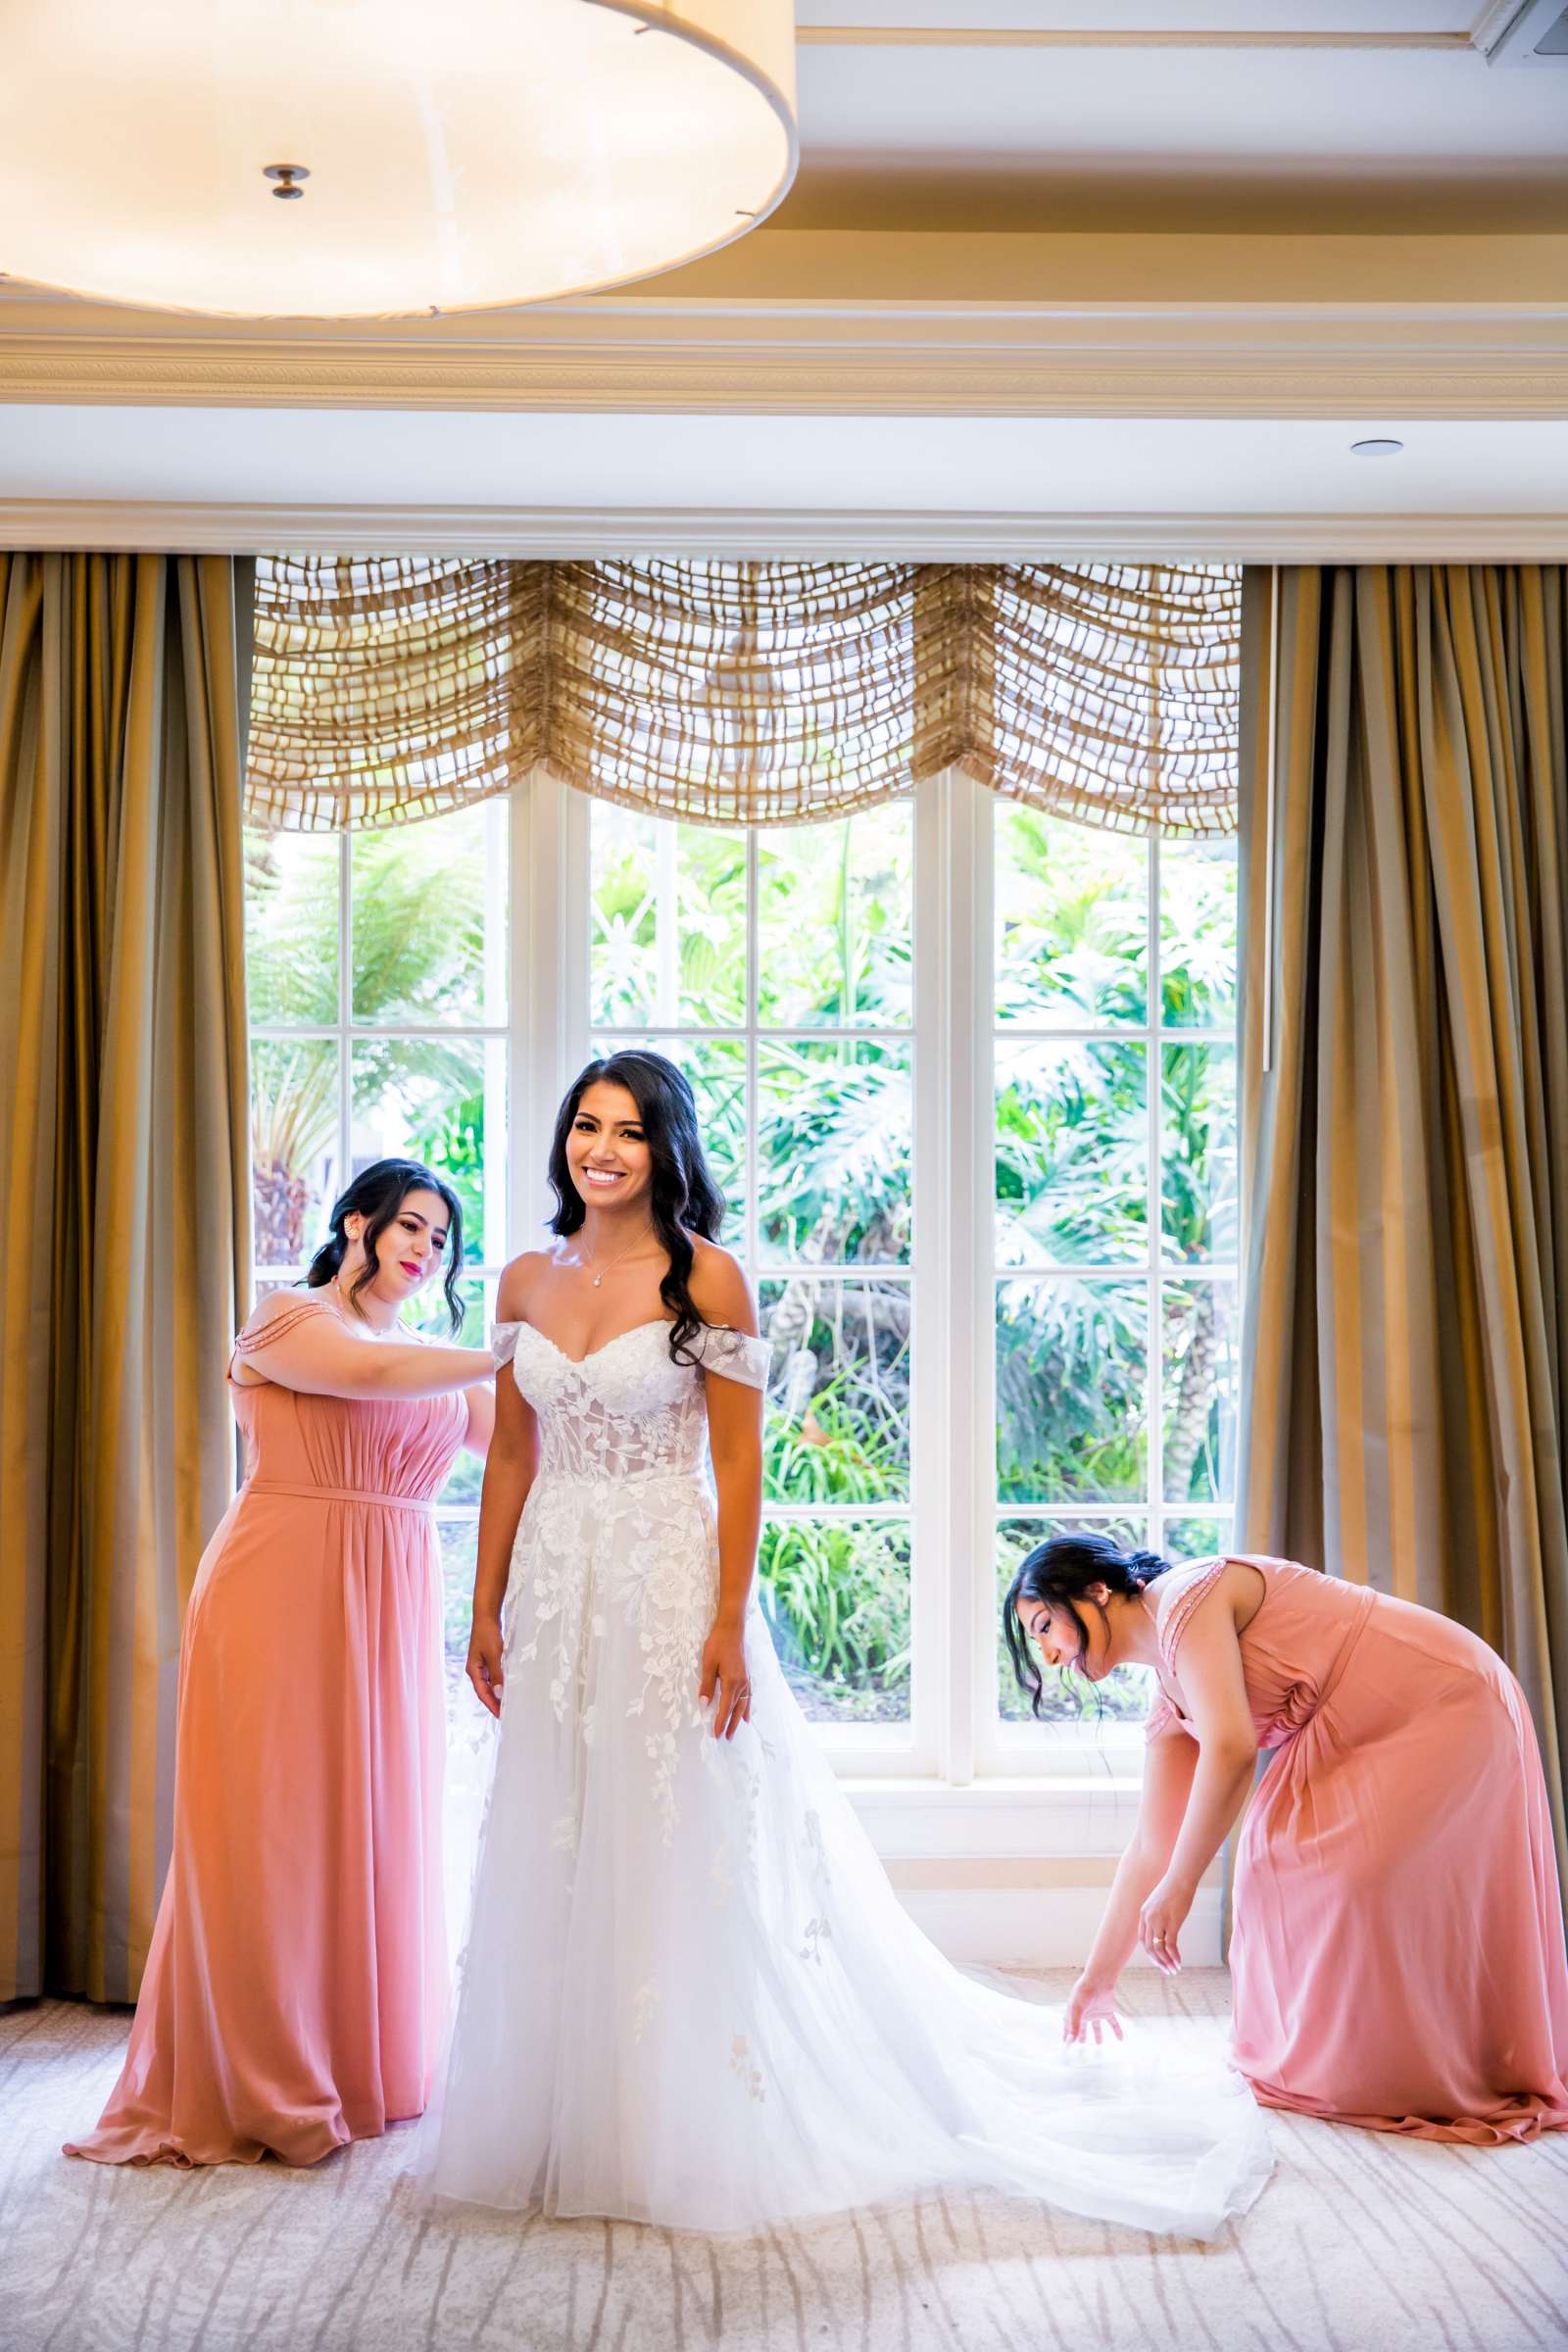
[{"xmin": 235, "ymin": 1292, "xmax": 495, "ymax": 1399}]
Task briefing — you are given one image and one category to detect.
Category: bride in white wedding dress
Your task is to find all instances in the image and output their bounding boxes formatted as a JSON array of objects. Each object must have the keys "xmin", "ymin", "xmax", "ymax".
[{"xmin": 414, "ymin": 1050, "xmax": 1272, "ymax": 2237}]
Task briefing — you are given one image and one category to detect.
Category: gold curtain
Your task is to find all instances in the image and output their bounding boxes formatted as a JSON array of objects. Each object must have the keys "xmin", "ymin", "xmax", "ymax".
[
  {"xmin": 1237, "ymin": 564, "xmax": 1568, "ymax": 1883},
  {"xmin": 0, "ymin": 554, "xmax": 252, "ymax": 2003},
  {"xmin": 246, "ymin": 558, "xmax": 1240, "ymax": 837}
]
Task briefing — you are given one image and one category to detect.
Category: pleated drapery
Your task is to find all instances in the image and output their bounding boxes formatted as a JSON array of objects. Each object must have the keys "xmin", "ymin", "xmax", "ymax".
[
  {"xmin": 245, "ymin": 558, "xmax": 1241, "ymax": 838},
  {"xmin": 1236, "ymin": 564, "xmax": 1568, "ymax": 1886},
  {"xmin": 0, "ymin": 554, "xmax": 252, "ymax": 2004}
]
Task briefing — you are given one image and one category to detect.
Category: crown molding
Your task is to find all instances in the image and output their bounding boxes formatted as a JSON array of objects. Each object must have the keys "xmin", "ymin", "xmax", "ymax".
[
  {"xmin": 798, "ymin": 24, "xmax": 1470, "ymax": 47},
  {"xmin": 2, "ymin": 500, "xmax": 1562, "ymax": 561},
  {"xmin": 1, "ymin": 295, "xmax": 1564, "ymax": 417}
]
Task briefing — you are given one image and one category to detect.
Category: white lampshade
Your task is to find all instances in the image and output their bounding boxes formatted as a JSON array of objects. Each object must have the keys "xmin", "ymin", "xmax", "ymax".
[{"xmin": 0, "ymin": 0, "xmax": 797, "ymax": 319}]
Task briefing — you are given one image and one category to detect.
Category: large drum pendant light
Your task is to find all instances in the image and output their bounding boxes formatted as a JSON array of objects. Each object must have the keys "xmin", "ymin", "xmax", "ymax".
[{"xmin": 0, "ymin": 0, "xmax": 798, "ymax": 319}]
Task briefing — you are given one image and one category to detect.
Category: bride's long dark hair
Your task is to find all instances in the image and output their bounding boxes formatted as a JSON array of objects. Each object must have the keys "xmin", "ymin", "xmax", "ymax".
[{"xmin": 546, "ymin": 1050, "xmax": 726, "ymax": 1365}]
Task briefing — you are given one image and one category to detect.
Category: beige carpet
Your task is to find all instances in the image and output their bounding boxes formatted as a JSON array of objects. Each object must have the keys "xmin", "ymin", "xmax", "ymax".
[{"xmin": 5, "ymin": 1975, "xmax": 1566, "ymax": 2352}]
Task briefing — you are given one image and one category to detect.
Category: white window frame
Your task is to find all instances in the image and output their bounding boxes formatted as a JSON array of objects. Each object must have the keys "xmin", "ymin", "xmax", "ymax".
[{"xmin": 250, "ymin": 765, "xmax": 1235, "ymax": 1808}]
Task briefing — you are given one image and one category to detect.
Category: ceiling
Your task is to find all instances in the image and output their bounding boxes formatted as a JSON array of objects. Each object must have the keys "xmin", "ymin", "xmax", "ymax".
[
  {"xmin": 2, "ymin": 406, "xmax": 1563, "ymax": 554},
  {"xmin": 0, "ymin": 1, "xmax": 1563, "ymax": 539},
  {"xmin": 779, "ymin": 1, "xmax": 1568, "ymax": 230}
]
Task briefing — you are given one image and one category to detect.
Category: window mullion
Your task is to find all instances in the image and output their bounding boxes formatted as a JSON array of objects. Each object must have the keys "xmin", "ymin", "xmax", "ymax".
[
  {"xmin": 338, "ymin": 828, "xmax": 353, "ymax": 1210},
  {"xmin": 745, "ymin": 827, "xmax": 759, "ymax": 1275},
  {"xmin": 1149, "ymin": 833, "xmax": 1164, "ymax": 1559},
  {"xmin": 931, "ymin": 768, "xmax": 992, "ymax": 1789}
]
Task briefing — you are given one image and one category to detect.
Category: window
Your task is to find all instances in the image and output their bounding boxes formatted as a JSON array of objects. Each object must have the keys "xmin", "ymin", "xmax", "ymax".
[{"xmin": 244, "ymin": 768, "xmax": 1239, "ymax": 1788}]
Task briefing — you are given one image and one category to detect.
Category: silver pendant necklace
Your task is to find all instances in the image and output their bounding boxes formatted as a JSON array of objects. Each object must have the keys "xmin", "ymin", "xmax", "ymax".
[{"xmin": 581, "ymin": 1222, "xmax": 652, "ymax": 1288}]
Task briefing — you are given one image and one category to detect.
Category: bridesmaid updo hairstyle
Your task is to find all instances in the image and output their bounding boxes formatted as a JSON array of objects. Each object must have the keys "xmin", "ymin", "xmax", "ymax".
[
  {"xmin": 1004, "ymin": 1532, "xmax": 1172, "ymax": 1718},
  {"xmin": 547, "ymin": 1050, "xmax": 725, "ymax": 1366},
  {"xmin": 305, "ymin": 1157, "xmax": 467, "ymax": 1334}
]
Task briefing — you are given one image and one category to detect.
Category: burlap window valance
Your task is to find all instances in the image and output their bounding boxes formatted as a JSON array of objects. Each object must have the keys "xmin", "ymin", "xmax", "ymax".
[{"xmin": 246, "ymin": 558, "xmax": 1240, "ymax": 838}]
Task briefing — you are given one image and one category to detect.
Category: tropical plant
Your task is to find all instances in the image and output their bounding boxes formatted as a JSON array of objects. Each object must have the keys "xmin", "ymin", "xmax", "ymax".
[{"xmin": 758, "ymin": 1520, "xmax": 911, "ymax": 1722}]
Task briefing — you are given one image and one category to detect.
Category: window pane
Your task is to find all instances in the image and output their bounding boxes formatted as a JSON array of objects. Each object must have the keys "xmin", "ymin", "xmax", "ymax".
[
  {"xmin": 352, "ymin": 803, "xmax": 505, "ymax": 1027},
  {"xmin": 590, "ymin": 805, "xmax": 659, "ymax": 1028},
  {"xmin": 351, "ymin": 1037, "xmax": 498, "ymax": 1263},
  {"xmin": 758, "ymin": 804, "xmax": 913, "ymax": 1029},
  {"xmin": 759, "ymin": 1040, "xmax": 911, "ymax": 1266},
  {"xmin": 996, "ymin": 1278, "xmax": 1148, "ymax": 1504},
  {"xmin": 1161, "ymin": 1279, "xmax": 1239, "ymax": 1504},
  {"xmin": 996, "ymin": 1042, "xmax": 1147, "ymax": 1267},
  {"xmin": 406, "ymin": 1271, "xmax": 488, "ymax": 1348},
  {"xmin": 436, "ymin": 1514, "xmax": 479, "ymax": 1720},
  {"xmin": 996, "ymin": 1514, "xmax": 1152, "ymax": 1725},
  {"xmin": 1161, "ymin": 837, "xmax": 1238, "ymax": 1029},
  {"xmin": 759, "ymin": 1516, "xmax": 910, "ymax": 1726},
  {"xmin": 591, "ymin": 1032, "xmax": 747, "ymax": 1250},
  {"xmin": 759, "ymin": 1277, "xmax": 910, "ymax": 1504},
  {"xmin": 1162, "ymin": 1514, "xmax": 1229, "ymax": 1564},
  {"xmin": 674, "ymin": 825, "xmax": 749, "ymax": 1029},
  {"xmin": 1161, "ymin": 1040, "xmax": 1238, "ymax": 1264},
  {"xmin": 995, "ymin": 806, "xmax": 1148, "ymax": 1029},
  {"xmin": 589, "ymin": 808, "xmax": 749, "ymax": 1030},
  {"xmin": 251, "ymin": 1037, "xmax": 339, "ymax": 1265},
  {"xmin": 244, "ymin": 826, "xmax": 339, "ymax": 1027}
]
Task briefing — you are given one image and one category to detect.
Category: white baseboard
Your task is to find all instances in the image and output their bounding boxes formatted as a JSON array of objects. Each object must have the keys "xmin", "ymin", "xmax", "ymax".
[{"xmin": 889, "ymin": 1883, "xmax": 1222, "ymax": 1971}]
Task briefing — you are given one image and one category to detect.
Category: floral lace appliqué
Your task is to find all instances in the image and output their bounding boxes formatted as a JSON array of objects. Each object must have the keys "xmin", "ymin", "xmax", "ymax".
[
  {"xmin": 497, "ymin": 1318, "xmax": 767, "ymax": 1844},
  {"xmin": 729, "ymin": 2034, "xmax": 765, "ymax": 2102}
]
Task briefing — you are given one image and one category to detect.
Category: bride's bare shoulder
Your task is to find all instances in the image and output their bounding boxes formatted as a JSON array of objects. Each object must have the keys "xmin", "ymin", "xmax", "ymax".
[
  {"xmin": 686, "ymin": 1238, "xmax": 756, "ymax": 1334},
  {"xmin": 495, "ymin": 1250, "xmax": 554, "ymax": 1322}
]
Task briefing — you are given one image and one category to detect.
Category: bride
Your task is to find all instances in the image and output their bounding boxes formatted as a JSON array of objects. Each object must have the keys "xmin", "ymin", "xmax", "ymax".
[{"xmin": 414, "ymin": 1049, "xmax": 1272, "ymax": 2237}]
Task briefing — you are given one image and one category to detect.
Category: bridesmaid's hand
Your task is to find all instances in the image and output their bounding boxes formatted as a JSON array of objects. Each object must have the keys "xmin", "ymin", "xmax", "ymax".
[
  {"xmin": 699, "ymin": 1618, "xmax": 752, "ymax": 1741},
  {"xmin": 1063, "ymin": 1975, "xmax": 1124, "ymax": 2045},
  {"xmin": 1138, "ymin": 1874, "xmax": 1195, "ymax": 1974},
  {"xmin": 466, "ymin": 1612, "xmax": 505, "ymax": 1719}
]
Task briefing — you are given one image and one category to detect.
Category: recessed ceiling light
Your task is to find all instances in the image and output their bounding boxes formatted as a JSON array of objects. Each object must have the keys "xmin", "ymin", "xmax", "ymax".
[{"xmin": 1350, "ymin": 439, "xmax": 1404, "ymax": 457}]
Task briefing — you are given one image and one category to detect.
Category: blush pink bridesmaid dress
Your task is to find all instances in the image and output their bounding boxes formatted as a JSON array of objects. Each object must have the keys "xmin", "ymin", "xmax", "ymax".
[
  {"xmin": 1150, "ymin": 1554, "xmax": 1568, "ymax": 2144},
  {"xmin": 66, "ymin": 1294, "xmax": 467, "ymax": 2167}
]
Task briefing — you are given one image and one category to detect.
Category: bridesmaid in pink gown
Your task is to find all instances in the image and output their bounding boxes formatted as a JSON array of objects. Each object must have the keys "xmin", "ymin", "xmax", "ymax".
[
  {"xmin": 67, "ymin": 1159, "xmax": 494, "ymax": 2167},
  {"xmin": 1006, "ymin": 1536, "xmax": 1568, "ymax": 2144}
]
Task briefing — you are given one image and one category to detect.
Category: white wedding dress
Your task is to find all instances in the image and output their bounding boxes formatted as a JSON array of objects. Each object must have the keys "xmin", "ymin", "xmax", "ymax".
[{"xmin": 414, "ymin": 1317, "xmax": 1272, "ymax": 2237}]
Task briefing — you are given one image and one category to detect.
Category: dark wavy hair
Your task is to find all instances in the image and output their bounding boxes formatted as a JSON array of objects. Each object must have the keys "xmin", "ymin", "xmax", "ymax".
[
  {"xmin": 304, "ymin": 1157, "xmax": 466, "ymax": 1334},
  {"xmin": 1003, "ymin": 1532, "xmax": 1172, "ymax": 1719},
  {"xmin": 547, "ymin": 1050, "xmax": 725, "ymax": 1364}
]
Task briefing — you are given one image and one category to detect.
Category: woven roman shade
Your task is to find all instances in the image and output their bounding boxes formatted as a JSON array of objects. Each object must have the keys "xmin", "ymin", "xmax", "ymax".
[{"xmin": 246, "ymin": 557, "xmax": 1240, "ymax": 837}]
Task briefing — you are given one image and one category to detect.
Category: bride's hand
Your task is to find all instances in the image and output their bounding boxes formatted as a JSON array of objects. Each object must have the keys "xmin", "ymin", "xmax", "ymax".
[
  {"xmin": 1063, "ymin": 1975, "xmax": 1124, "ymax": 2045},
  {"xmin": 466, "ymin": 1612, "xmax": 505, "ymax": 1719},
  {"xmin": 699, "ymin": 1617, "xmax": 751, "ymax": 1741}
]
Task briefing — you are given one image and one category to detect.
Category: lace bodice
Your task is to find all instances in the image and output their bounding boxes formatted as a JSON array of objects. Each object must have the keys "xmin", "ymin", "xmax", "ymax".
[{"xmin": 492, "ymin": 1317, "xmax": 769, "ymax": 1484}]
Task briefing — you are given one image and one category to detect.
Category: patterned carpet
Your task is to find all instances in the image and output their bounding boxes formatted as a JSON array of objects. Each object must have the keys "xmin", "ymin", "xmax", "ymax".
[{"xmin": 5, "ymin": 1975, "xmax": 1566, "ymax": 2352}]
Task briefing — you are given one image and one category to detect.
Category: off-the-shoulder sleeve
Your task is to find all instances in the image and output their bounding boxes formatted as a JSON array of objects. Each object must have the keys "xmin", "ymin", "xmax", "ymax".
[
  {"xmin": 693, "ymin": 1324, "xmax": 769, "ymax": 1390},
  {"xmin": 232, "ymin": 1292, "xmax": 332, "ymax": 1355},
  {"xmin": 490, "ymin": 1321, "xmax": 522, "ymax": 1369},
  {"xmin": 1154, "ymin": 1557, "xmax": 1230, "ymax": 1682}
]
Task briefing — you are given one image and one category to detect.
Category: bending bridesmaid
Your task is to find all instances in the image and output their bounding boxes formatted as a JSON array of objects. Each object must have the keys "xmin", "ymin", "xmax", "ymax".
[
  {"xmin": 67, "ymin": 1158, "xmax": 495, "ymax": 2168},
  {"xmin": 1006, "ymin": 1537, "xmax": 1568, "ymax": 2144}
]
